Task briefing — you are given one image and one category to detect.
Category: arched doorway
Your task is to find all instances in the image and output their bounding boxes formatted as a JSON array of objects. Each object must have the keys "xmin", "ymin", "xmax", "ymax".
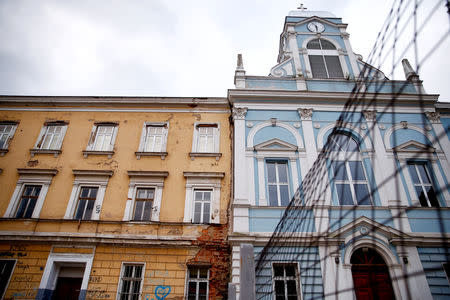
[{"xmin": 351, "ymin": 248, "xmax": 396, "ymax": 300}]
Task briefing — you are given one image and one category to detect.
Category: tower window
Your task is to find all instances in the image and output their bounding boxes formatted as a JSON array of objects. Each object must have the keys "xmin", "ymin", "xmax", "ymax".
[{"xmin": 307, "ymin": 38, "xmax": 344, "ymax": 79}]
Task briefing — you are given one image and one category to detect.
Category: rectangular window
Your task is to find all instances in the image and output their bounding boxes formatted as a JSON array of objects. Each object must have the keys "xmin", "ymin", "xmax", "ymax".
[
  {"xmin": 309, "ymin": 55, "xmax": 344, "ymax": 79},
  {"xmin": 187, "ymin": 267, "xmax": 209, "ymax": 300},
  {"xmin": 0, "ymin": 260, "xmax": 16, "ymax": 299},
  {"xmin": 332, "ymin": 161, "xmax": 372, "ymax": 205},
  {"xmin": 272, "ymin": 264, "xmax": 300, "ymax": 300},
  {"xmin": 92, "ymin": 125, "xmax": 115, "ymax": 151},
  {"xmin": 143, "ymin": 124, "xmax": 167, "ymax": 152},
  {"xmin": 15, "ymin": 185, "xmax": 41, "ymax": 218},
  {"xmin": 37, "ymin": 125, "xmax": 65, "ymax": 150},
  {"xmin": 74, "ymin": 187, "xmax": 98, "ymax": 220},
  {"xmin": 407, "ymin": 162, "xmax": 439, "ymax": 207},
  {"xmin": 118, "ymin": 264, "xmax": 144, "ymax": 300},
  {"xmin": 193, "ymin": 124, "xmax": 219, "ymax": 153},
  {"xmin": 133, "ymin": 188, "xmax": 154, "ymax": 221},
  {"xmin": 267, "ymin": 162, "xmax": 290, "ymax": 206},
  {"xmin": 193, "ymin": 190, "xmax": 211, "ymax": 223},
  {"xmin": 0, "ymin": 123, "xmax": 17, "ymax": 149}
]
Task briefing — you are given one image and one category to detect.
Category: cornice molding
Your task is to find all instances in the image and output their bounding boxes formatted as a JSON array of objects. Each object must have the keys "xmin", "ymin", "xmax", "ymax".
[{"xmin": 17, "ymin": 168, "xmax": 58, "ymax": 175}]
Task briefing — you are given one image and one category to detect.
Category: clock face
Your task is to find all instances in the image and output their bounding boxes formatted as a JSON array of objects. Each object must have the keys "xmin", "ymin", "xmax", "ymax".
[{"xmin": 307, "ymin": 21, "xmax": 325, "ymax": 33}]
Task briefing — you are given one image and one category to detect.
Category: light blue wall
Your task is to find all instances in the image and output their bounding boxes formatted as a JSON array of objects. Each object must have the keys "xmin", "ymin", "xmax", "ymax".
[
  {"xmin": 417, "ymin": 247, "xmax": 450, "ymax": 299},
  {"xmin": 246, "ymin": 78, "xmax": 297, "ymax": 90},
  {"xmin": 253, "ymin": 126, "xmax": 297, "ymax": 146},
  {"xmin": 441, "ymin": 117, "xmax": 450, "ymax": 140},
  {"xmin": 407, "ymin": 209, "xmax": 450, "ymax": 232},
  {"xmin": 390, "ymin": 129, "xmax": 432, "ymax": 147},
  {"xmin": 254, "ymin": 246, "xmax": 324, "ymax": 300},
  {"xmin": 249, "ymin": 208, "xmax": 315, "ymax": 232},
  {"xmin": 329, "ymin": 208, "xmax": 394, "ymax": 231}
]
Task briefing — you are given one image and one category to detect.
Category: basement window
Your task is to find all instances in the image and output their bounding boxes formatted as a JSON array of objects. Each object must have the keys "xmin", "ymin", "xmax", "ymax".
[{"xmin": 186, "ymin": 266, "xmax": 209, "ymax": 300}]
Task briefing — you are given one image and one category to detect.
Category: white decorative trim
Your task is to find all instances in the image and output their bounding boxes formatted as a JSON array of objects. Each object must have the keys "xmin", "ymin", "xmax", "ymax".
[
  {"xmin": 64, "ymin": 170, "xmax": 113, "ymax": 220},
  {"xmin": 4, "ymin": 169, "xmax": 58, "ymax": 218},
  {"xmin": 383, "ymin": 123, "xmax": 439, "ymax": 150},
  {"xmin": 247, "ymin": 121, "xmax": 304, "ymax": 148},
  {"xmin": 123, "ymin": 171, "xmax": 169, "ymax": 222},
  {"xmin": 38, "ymin": 252, "xmax": 94, "ymax": 294},
  {"xmin": 183, "ymin": 172, "xmax": 224, "ymax": 224},
  {"xmin": 316, "ymin": 122, "xmax": 373, "ymax": 150}
]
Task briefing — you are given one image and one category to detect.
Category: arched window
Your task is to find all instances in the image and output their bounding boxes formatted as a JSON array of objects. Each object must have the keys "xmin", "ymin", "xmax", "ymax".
[
  {"xmin": 328, "ymin": 132, "xmax": 372, "ymax": 205},
  {"xmin": 307, "ymin": 38, "xmax": 344, "ymax": 79}
]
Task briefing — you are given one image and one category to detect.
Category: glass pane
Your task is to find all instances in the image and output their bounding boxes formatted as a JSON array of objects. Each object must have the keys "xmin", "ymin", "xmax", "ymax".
[
  {"xmin": 199, "ymin": 268, "xmax": 208, "ymax": 278},
  {"xmin": 195, "ymin": 191, "xmax": 203, "ymax": 201},
  {"xmin": 203, "ymin": 191, "xmax": 211, "ymax": 201},
  {"xmin": 268, "ymin": 185, "xmax": 278, "ymax": 206},
  {"xmin": 121, "ymin": 280, "xmax": 131, "ymax": 293},
  {"xmin": 277, "ymin": 163, "xmax": 288, "ymax": 183},
  {"xmin": 336, "ymin": 184, "xmax": 353, "ymax": 205},
  {"xmin": 41, "ymin": 134, "xmax": 52, "ymax": 149},
  {"xmin": 203, "ymin": 202, "xmax": 210, "ymax": 223},
  {"xmin": 142, "ymin": 201, "xmax": 152, "ymax": 220},
  {"xmin": 15, "ymin": 198, "xmax": 28, "ymax": 218},
  {"xmin": 426, "ymin": 186, "xmax": 439, "ymax": 207},
  {"xmin": 189, "ymin": 268, "xmax": 198, "ymax": 279},
  {"xmin": 354, "ymin": 184, "xmax": 371, "ymax": 205},
  {"xmin": 154, "ymin": 136, "xmax": 162, "ymax": 151},
  {"xmin": 89, "ymin": 187, "xmax": 98, "ymax": 198},
  {"xmin": 132, "ymin": 281, "xmax": 141, "ymax": 293},
  {"xmin": 24, "ymin": 186, "xmax": 34, "ymax": 196},
  {"xmin": 349, "ymin": 161, "xmax": 366, "ymax": 181},
  {"xmin": 134, "ymin": 201, "xmax": 143, "ymax": 220},
  {"xmin": 275, "ymin": 280, "xmax": 285, "ymax": 296},
  {"xmin": 417, "ymin": 164, "xmax": 431, "ymax": 183},
  {"xmin": 285, "ymin": 265, "xmax": 295, "ymax": 276},
  {"xmin": 94, "ymin": 134, "xmax": 105, "ymax": 151},
  {"xmin": 188, "ymin": 282, "xmax": 197, "ymax": 299},
  {"xmin": 124, "ymin": 265, "xmax": 133, "ymax": 277},
  {"xmin": 134, "ymin": 265, "xmax": 143, "ymax": 278},
  {"xmin": 75, "ymin": 200, "xmax": 87, "ymax": 220},
  {"xmin": 49, "ymin": 133, "xmax": 60, "ymax": 149},
  {"xmin": 32, "ymin": 186, "xmax": 42, "ymax": 196},
  {"xmin": 267, "ymin": 163, "xmax": 276, "ymax": 183},
  {"xmin": 408, "ymin": 164, "xmax": 420, "ymax": 183},
  {"xmin": 320, "ymin": 39, "xmax": 336, "ymax": 50},
  {"xmin": 325, "ymin": 55, "xmax": 344, "ymax": 78},
  {"xmin": 206, "ymin": 136, "xmax": 214, "ymax": 152},
  {"xmin": 24, "ymin": 198, "xmax": 37, "ymax": 218},
  {"xmin": 309, "ymin": 55, "xmax": 327, "ymax": 78},
  {"xmin": 84, "ymin": 200, "xmax": 94, "ymax": 220},
  {"xmin": 306, "ymin": 39, "xmax": 321, "ymax": 49},
  {"xmin": 280, "ymin": 185, "xmax": 290, "ymax": 206},
  {"xmin": 198, "ymin": 282, "xmax": 207, "ymax": 295},
  {"xmin": 80, "ymin": 187, "xmax": 90, "ymax": 198},
  {"xmin": 193, "ymin": 202, "xmax": 202, "ymax": 223},
  {"xmin": 287, "ymin": 280, "xmax": 297, "ymax": 295},
  {"xmin": 416, "ymin": 187, "xmax": 429, "ymax": 207},
  {"xmin": 332, "ymin": 161, "xmax": 348, "ymax": 180},
  {"xmin": 137, "ymin": 189, "xmax": 147, "ymax": 199},
  {"xmin": 274, "ymin": 266, "xmax": 284, "ymax": 277},
  {"xmin": 0, "ymin": 135, "xmax": 7, "ymax": 148}
]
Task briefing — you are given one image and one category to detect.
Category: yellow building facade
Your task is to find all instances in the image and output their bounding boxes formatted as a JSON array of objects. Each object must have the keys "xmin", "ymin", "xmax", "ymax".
[{"xmin": 0, "ymin": 96, "xmax": 231, "ymax": 300}]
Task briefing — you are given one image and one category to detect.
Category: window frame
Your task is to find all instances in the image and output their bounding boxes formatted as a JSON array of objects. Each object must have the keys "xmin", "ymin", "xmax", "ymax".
[
  {"xmin": 0, "ymin": 121, "xmax": 18, "ymax": 155},
  {"xmin": 116, "ymin": 262, "xmax": 145, "ymax": 300},
  {"xmin": 84, "ymin": 122, "xmax": 118, "ymax": 158},
  {"xmin": 136, "ymin": 122, "xmax": 169, "ymax": 160},
  {"xmin": 328, "ymin": 132, "xmax": 373, "ymax": 206},
  {"xmin": 14, "ymin": 184, "xmax": 42, "ymax": 219},
  {"xmin": 74, "ymin": 186, "xmax": 99, "ymax": 220},
  {"xmin": 190, "ymin": 123, "xmax": 221, "ymax": 160},
  {"xmin": 0, "ymin": 259, "xmax": 17, "ymax": 300},
  {"xmin": 132, "ymin": 187, "xmax": 155, "ymax": 221},
  {"xmin": 185, "ymin": 266, "xmax": 210, "ymax": 300},
  {"xmin": 183, "ymin": 172, "xmax": 224, "ymax": 224},
  {"xmin": 271, "ymin": 262, "xmax": 302, "ymax": 300},
  {"xmin": 266, "ymin": 161, "xmax": 291, "ymax": 207},
  {"xmin": 31, "ymin": 121, "xmax": 68, "ymax": 157},
  {"xmin": 192, "ymin": 189, "xmax": 213, "ymax": 224},
  {"xmin": 406, "ymin": 161, "xmax": 439, "ymax": 207},
  {"xmin": 4, "ymin": 168, "xmax": 57, "ymax": 219},
  {"xmin": 64, "ymin": 170, "xmax": 113, "ymax": 221},
  {"xmin": 124, "ymin": 171, "xmax": 168, "ymax": 222}
]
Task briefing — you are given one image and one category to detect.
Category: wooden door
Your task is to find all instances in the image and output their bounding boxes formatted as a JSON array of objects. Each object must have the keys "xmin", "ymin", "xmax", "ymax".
[
  {"xmin": 52, "ymin": 277, "xmax": 82, "ymax": 300},
  {"xmin": 351, "ymin": 248, "xmax": 395, "ymax": 300}
]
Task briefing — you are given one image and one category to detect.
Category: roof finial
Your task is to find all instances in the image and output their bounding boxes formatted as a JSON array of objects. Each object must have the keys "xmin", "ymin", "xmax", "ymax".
[{"xmin": 297, "ymin": 3, "xmax": 307, "ymax": 11}]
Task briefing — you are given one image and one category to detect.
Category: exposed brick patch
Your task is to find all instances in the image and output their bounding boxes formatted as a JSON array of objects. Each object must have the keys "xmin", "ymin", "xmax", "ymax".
[{"xmin": 188, "ymin": 224, "xmax": 230, "ymax": 299}]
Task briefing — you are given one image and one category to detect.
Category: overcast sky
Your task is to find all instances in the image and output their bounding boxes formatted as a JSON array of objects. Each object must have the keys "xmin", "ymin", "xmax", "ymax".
[{"xmin": 0, "ymin": 0, "xmax": 448, "ymax": 101}]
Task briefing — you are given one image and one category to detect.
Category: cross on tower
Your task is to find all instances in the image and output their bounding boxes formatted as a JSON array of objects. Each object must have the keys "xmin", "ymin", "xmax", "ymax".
[{"xmin": 297, "ymin": 3, "xmax": 307, "ymax": 11}]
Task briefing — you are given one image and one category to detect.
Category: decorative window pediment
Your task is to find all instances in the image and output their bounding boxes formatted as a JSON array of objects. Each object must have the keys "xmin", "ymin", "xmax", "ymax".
[
  {"xmin": 393, "ymin": 140, "xmax": 435, "ymax": 153},
  {"xmin": 254, "ymin": 138, "xmax": 298, "ymax": 152}
]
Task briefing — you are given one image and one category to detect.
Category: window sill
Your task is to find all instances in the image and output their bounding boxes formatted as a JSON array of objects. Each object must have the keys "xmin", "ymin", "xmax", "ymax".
[
  {"xmin": 82, "ymin": 150, "xmax": 114, "ymax": 158},
  {"xmin": 189, "ymin": 152, "xmax": 222, "ymax": 161},
  {"xmin": 135, "ymin": 151, "xmax": 168, "ymax": 160},
  {"xmin": 30, "ymin": 148, "xmax": 61, "ymax": 158},
  {"xmin": 0, "ymin": 149, "xmax": 8, "ymax": 156}
]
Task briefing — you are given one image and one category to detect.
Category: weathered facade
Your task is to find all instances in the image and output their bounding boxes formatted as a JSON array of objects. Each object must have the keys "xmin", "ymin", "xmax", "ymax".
[{"xmin": 0, "ymin": 96, "xmax": 231, "ymax": 299}]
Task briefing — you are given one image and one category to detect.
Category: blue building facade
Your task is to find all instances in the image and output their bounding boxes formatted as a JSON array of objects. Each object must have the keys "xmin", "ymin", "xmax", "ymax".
[{"xmin": 229, "ymin": 8, "xmax": 450, "ymax": 300}]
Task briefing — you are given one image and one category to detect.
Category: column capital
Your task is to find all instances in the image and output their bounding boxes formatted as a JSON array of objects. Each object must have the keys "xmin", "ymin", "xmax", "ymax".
[
  {"xmin": 362, "ymin": 110, "xmax": 377, "ymax": 122},
  {"xmin": 425, "ymin": 111, "xmax": 440, "ymax": 123},
  {"xmin": 232, "ymin": 107, "xmax": 247, "ymax": 120},
  {"xmin": 298, "ymin": 108, "xmax": 313, "ymax": 120}
]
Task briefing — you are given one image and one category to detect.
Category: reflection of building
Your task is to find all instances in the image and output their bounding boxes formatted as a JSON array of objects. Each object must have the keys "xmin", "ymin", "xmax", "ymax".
[
  {"xmin": 229, "ymin": 7, "xmax": 450, "ymax": 300},
  {"xmin": 0, "ymin": 96, "xmax": 231, "ymax": 299}
]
